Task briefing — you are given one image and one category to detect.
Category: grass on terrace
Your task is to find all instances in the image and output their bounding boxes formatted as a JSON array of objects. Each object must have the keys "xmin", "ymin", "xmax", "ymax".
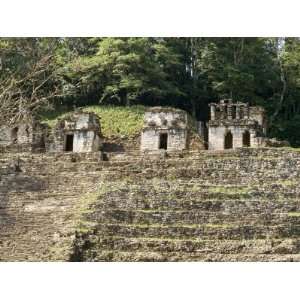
[{"xmin": 40, "ymin": 105, "xmax": 146, "ymax": 138}]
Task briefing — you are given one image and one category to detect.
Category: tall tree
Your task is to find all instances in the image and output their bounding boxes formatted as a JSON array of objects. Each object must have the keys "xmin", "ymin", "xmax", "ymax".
[
  {"xmin": 0, "ymin": 38, "xmax": 65, "ymax": 123},
  {"xmin": 62, "ymin": 37, "xmax": 183, "ymax": 106}
]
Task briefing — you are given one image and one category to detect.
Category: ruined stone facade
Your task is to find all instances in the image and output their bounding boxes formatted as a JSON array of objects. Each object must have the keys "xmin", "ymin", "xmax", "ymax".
[
  {"xmin": 0, "ymin": 119, "xmax": 46, "ymax": 152},
  {"xmin": 49, "ymin": 111, "xmax": 102, "ymax": 153},
  {"xmin": 208, "ymin": 99, "xmax": 267, "ymax": 150},
  {"xmin": 141, "ymin": 107, "xmax": 189, "ymax": 152}
]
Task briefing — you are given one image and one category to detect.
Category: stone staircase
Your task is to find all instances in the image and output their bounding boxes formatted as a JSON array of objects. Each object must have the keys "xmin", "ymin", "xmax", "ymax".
[
  {"xmin": 70, "ymin": 148, "xmax": 300, "ymax": 261},
  {"xmin": 0, "ymin": 152, "xmax": 104, "ymax": 261},
  {"xmin": 1, "ymin": 148, "xmax": 300, "ymax": 261}
]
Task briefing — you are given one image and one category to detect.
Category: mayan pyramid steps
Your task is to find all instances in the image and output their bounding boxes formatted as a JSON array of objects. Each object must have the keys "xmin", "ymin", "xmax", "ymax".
[{"xmin": 1, "ymin": 148, "xmax": 300, "ymax": 261}]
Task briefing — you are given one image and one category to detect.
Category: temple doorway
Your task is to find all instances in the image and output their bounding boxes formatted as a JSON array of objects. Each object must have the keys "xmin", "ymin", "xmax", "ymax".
[
  {"xmin": 159, "ymin": 133, "xmax": 168, "ymax": 150},
  {"xmin": 224, "ymin": 131, "xmax": 233, "ymax": 149},
  {"xmin": 65, "ymin": 134, "xmax": 74, "ymax": 152},
  {"xmin": 242, "ymin": 130, "xmax": 251, "ymax": 147}
]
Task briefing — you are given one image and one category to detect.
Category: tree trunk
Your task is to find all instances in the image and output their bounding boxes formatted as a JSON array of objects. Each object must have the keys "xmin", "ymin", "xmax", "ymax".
[
  {"xmin": 120, "ymin": 89, "xmax": 129, "ymax": 106},
  {"xmin": 190, "ymin": 38, "xmax": 199, "ymax": 119},
  {"xmin": 271, "ymin": 38, "xmax": 287, "ymax": 124},
  {"xmin": 191, "ymin": 98, "xmax": 197, "ymax": 119}
]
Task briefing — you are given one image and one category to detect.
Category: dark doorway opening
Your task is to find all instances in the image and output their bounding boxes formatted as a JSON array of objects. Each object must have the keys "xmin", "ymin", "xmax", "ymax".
[
  {"xmin": 232, "ymin": 106, "xmax": 236, "ymax": 119},
  {"xmin": 40, "ymin": 136, "xmax": 46, "ymax": 151},
  {"xmin": 242, "ymin": 130, "xmax": 251, "ymax": 147},
  {"xmin": 159, "ymin": 133, "xmax": 168, "ymax": 150},
  {"xmin": 224, "ymin": 131, "xmax": 233, "ymax": 149},
  {"xmin": 25, "ymin": 126, "xmax": 30, "ymax": 137},
  {"xmin": 65, "ymin": 134, "xmax": 74, "ymax": 152},
  {"xmin": 11, "ymin": 127, "xmax": 18, "ymax": 143}
]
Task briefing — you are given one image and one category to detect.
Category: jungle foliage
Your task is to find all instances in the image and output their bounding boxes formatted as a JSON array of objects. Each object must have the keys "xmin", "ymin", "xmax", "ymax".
[{"xmin": 1, "ymin": 37, "xmax": 300, "ymax": 145}]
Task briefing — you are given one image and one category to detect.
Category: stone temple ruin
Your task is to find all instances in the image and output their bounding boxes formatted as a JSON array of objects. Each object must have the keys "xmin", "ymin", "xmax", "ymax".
[
  {"xmin": 140, "ymin": 100, "xmax": 268, "ymax": 152},
  {"xmin": 0, "ymin": 118, "xmax": 46, "ymax": 152},
  {"xmin": 140, "ymin": 107, "xmax": 189, "ymax": 152},
  {"xmin": 1, "ymin": 100, "xmax": 298, "ymax": 263},
  {"xmin": 0, "ymin": 100, "xmax": 271, "ymax": 155},
  {"xmin": 208, "ymin": 99, "xmax": 267, "ymax": 150},
  {"xmin": 0, "ymin": 111, "xmax": 103, "ymax": 154},
  {"xmin": 48, "ymin": 111, "xmax": 102, "ymax": 153}
]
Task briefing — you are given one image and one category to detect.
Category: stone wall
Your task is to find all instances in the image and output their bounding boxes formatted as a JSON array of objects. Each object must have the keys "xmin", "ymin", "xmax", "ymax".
[
  {"xmin": 49, "ymin": 111, "xmax": 102, "ymax": 153},
  {"xmin": 208, "ymin": 125, "xmax": 262, "ymax": 150},
  {"xmin": 141, "ymin": 107, "xmax": 189, "ymax": 151},
  {"xmin": 141, "ymin": 128, "xmax": 187, "ymax": 151},
  {"xmin": 73, "ymin": 131, "xmax": 101, "ymax": 152},
  {"xmin": 0, "ymin": 126, "xmax": 13, "ymax": 146},
  {"xmin": 208, "ymin": 100, "xmax": 266, "ymax": 150},
  {"xmin": 250, "ymin": 106, "xmax": 267, "ymax": 133},
  {"xmin": 0, "ymin": 121, "xmax": 46, "ymax": 152}
]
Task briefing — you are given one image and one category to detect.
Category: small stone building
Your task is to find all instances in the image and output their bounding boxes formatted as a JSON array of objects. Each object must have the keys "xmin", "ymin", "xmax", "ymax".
[
  {"xmin": 141, "ymin": 107, "xmax": 189, "ymax": 152},
  {"xmin": 0, "ymin": 119, "xmax": 46, "ymax": 152},
  {"xmin": 49, "ymin": 111, "xmax": 102, "ymax": 153},
  {"xmin": 208, "ymin": 99, "xmax": 267, "ymax": 150}
]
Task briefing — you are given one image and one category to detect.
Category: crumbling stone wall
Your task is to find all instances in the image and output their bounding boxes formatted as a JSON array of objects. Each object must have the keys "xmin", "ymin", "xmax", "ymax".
[
  {"xmin": 48, "ymin": 111, "xmax": 102, "ymax": 153},
  {"xmin": 208, "ymin": 124, "xmax": 263, "ymax": 150},
  {"xmin": 141, "ymin": 107, "xmax": 191, "ymax": 152},
  {"xmin": 208, "ymin": 99, "xmax": 267, "ymax": 150},
  {"xmin": 0, "ymin": 120, "xmax": 47, "ymax": 153}
]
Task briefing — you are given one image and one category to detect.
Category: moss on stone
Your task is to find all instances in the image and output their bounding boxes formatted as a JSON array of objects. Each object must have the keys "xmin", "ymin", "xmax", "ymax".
[
  {"xmin": 287, "ymin": 212, "xmax": 300, "ymax": 217},
  {"xmin": 41, "ymin": 105, "xmax": 146, "ymax": 138},
  {"xmin": 206, "ymin": 186, "xmax": 251, "ymax": 195}
]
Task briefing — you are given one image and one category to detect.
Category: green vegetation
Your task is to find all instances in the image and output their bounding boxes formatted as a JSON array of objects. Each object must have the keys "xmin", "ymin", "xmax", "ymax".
[
  {"xmin": 282, "ymin": 147, "xmax": 300, "ymax": 153},
  {"xmin": 206, "ymin": 186, "xmax": 251, "ymax": 195},
  {"xmin": 83, "ymin": 105, "xmax": 145, "ymax": 137},
  {"xmin": 41, "ymin": 105, "xmax": 145, "ymax": 137},
  {"xmin": 3, "ymin": 37, "xmax": 300, "ymax": 145},
  {"xmin": 287, "ymin": 212, "xmax": 300, "ymax": 217},
  {"xmin": 276, "ymin": 179, "xmax": 298, "ymax": 187},
  {"xmin": 101, "ymin": 223, "xmax": 234, "ymax": 229},
  {"xmin": 74, "ymin": 185, "xmax": 107, "ymax": 234}
]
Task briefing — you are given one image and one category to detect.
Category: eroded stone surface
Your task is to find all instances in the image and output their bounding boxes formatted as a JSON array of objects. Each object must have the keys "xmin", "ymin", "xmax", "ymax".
[
  {"xmin": 208, "ymin": 99, "xmax": 267, "ymax": 150},
  {"xmin": 1, "ymin": 148, "xmax": 300, "ymax": 261},
  {"xmin": 140, "ymin": 107, "xmax": 195, "ymax": 152},
  {"xmin": 48, "ymin": 111, "xmax": 102, "ymax": 153},
  {"xmin": 0, "ymin": 119, "xmax": 46, "ymax": 153}
]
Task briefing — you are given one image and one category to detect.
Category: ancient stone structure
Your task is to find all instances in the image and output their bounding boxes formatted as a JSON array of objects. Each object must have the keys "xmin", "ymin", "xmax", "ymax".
[
  {"xmin": 49, "ymin": 111, "xmax": 102, "ymax": 153},
  {"xmin": 1, "ymin": 148, "xmax": 300, "ymax": 262},
  {"xmin": 208, "ymin": 99, "xmax": 267, "ymax": 150},
  {"xmin": 0, "ymin": 119, "xmax": 46, "ymax": 152},
  {"xmin": 2, "ymin": 103, "xmax": 299, "ymax": 262},
  {"xmin": 140, "ymin": 107, "xmax": 189, "ymax": 152}
]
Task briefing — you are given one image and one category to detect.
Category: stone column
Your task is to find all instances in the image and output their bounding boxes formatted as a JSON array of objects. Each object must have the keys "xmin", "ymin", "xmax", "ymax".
[
  {"xmin": 236, "ymin": 104, "xmax": 241, "ymax": 119},
  {"xmin": 220, "ymin": 104, "xmax": 226, "ymax": 119},
  {"xmin": 227, "ymin": 104, "xmax": 233, "ymax": 120},
  {"xmin": 244, "ymin": 104, "xmax": 250, "ymax": 119},
  {"xmin": 210, "ymin": 104, "xmax": 216, "ymax": 121}
]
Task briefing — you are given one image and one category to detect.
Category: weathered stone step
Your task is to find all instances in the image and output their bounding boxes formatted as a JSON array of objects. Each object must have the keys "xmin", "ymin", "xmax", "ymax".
[
  {"xmin": 94, "ymin": 223, "xmax": 300, "ymax": 240},
  {"xmin": 99, "ymin": 169, "xmax": 299, "ymax": 183},
  {"xmin": 86, "ymin": 236, "xmax": 300, "ymax": 255},
  {"xmin": 98, "ymin": 191, "xmax": 300, "ymax": 205},
  {"xmin": 78, "ymin": 250, "xmax": 300, "ymax": 262},
  {"xmin": 0, "ymin": 189, "xmax": 91, "ymax": 202},
  {"xmin": 91, "ymin": 209, "xmax": 300, "ymax": 226},
  {"xmin": 97, "ymin": 197, "xmax": 300, "ymax": 211},
  {"xmin": 0, "ymin": 175, "xmax": 101, "ymax": 194},
  {"xmin": 2, "ymin": 148, "xmax": 300, "ymax": 165}
]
